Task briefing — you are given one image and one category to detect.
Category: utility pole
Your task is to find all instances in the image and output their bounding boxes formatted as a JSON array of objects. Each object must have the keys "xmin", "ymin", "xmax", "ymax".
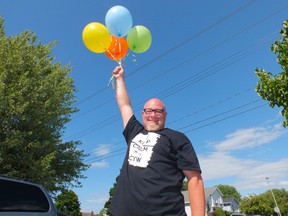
[{"xmin": 265, "ymin": 177, "xmax": 282, "ymax": 216}]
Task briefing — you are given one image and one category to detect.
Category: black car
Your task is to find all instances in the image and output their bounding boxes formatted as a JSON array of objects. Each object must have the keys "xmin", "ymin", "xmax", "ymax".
[{"xmin": 0, "ymin": 175, "xmax": 58, "ymax": 216}]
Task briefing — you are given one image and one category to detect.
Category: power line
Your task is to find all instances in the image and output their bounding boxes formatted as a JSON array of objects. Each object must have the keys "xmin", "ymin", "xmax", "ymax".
[
  {"xmin": 153, "ymin": 39, "xmax": 269, "ymax": 100},
  {"xmin": 83, "ymin": 88, "xmax": 254, "ymax": 162},
  {"xmin": 179, "ymin": 99, "xmax": 263, "ymax": 131},
  {"xmin": 75, "ymin": 0, "xmax": 257, "ymax": 106},
  {"xmin": 166, "ymin": 88, "xmax": 253, "ymax": 126},
  {"xmin": 83, "ymin": 100, "xmax": 269, "ymax": 210},
  {"xmin": 85, "ymin": 145, "xmax": 126, "ymax": 163},
  {"xmin": 77, "ymin": 2, "xmax": 288, "ymax": 203},
  {"xmin": 71, "ymin": 3, "xmax": 288, "ymax": 121},
  {"xmin": 67, "ymin": 33, "xmax": 274, "ymax": 140},
  {"xmin": 183, "ymin": 103, "xmax": 267, "ymax": 134},
  {"xmin": 86, "ymin": 100, "xmax": 267, "ymax": 164},
  {"xmin": 68, "ymin": 3, "xmax": 288, "ymax": 161}
]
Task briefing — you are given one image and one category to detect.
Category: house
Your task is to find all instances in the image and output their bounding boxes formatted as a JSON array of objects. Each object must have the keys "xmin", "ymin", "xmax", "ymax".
[
  {"xmin": 205, "ymin": 186, "xmax": 224, "ymax": 213},
  {"xmin": 223, "ymin": 197, "xmax": 240, "ymax": 213},
  {"xmin": 182, "ymin": 190, "xmax": 192, "ymax": 216},
  {"xmin": 182, "ymin": 186, "xmax": 240, "ymax": 216}
]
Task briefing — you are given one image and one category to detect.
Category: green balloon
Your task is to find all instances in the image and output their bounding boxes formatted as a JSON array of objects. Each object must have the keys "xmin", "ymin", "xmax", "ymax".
[{"xmin": 127, "ymin": 25, "xmax": 152, "ymax": 53}]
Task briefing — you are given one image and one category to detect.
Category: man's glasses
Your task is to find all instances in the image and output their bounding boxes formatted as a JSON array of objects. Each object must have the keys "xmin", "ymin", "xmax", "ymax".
[{"xmin": 143, "ymin": 108, "xmax": 166, "ymax": 115}]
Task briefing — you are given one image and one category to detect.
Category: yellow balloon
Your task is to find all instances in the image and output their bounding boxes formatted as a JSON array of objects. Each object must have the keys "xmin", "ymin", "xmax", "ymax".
[{"xmin": 82, "ymin": 22, "xmax": 111, "ymax": 53}]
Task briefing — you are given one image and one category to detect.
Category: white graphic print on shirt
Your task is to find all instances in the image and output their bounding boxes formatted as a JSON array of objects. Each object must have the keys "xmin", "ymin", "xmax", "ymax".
[{"xmin": 128, "ymin": 132, "xmax": 160, "ymax": 168}]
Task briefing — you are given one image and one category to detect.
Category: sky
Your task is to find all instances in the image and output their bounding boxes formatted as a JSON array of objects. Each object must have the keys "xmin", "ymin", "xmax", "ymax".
[{"xmin": 1, "ymin": 0, "xmax": 288, "ymax": 213}]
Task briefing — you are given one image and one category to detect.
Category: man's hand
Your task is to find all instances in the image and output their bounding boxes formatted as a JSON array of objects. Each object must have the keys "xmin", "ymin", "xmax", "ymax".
[{"xmin": 113, "ymin": 65, "xmax": 124, "ymax": 80}]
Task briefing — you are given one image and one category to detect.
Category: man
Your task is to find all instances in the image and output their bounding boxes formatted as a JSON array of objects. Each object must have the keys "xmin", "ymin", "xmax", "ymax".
[{"xmin": 109, "ymin": 66, "xmax": 205, "ymax": 216}]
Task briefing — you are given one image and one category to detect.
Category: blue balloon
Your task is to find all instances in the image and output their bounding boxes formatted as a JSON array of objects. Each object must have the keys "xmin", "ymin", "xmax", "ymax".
[{"xmin": 105, "ymin": 5, "xmax": 133, "ymax": 37}]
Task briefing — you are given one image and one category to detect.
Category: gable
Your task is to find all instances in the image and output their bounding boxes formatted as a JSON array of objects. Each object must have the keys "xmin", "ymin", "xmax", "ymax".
[{"xmin": 204, "ymin": 187, "xmax": 223, "ymax": 201}]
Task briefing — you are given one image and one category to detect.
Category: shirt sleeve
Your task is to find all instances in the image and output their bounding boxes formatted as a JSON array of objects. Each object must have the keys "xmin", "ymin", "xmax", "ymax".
[
  {"xmin": 169, "ymin": 130, "xmax": 202, "ymax": 173},
  {"xmin": 123, "ymin": 115, "xmax": 144, "ymax": 146}
]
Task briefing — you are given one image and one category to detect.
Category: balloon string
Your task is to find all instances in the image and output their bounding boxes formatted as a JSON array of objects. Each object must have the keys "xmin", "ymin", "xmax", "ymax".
[
  {"xmin": 105, "ymin": 48, "xmax": 121, "ymax": 65},
  {"xmin": 104, "ymin": 39, "xmax": 124, "ymax": 89},
  {"xmin": 107, "ymin": 60, "xmax": 122, "ymax": 89},
  {"xmin": 108, "ymin": 74, "xmax": 115, "ymax": 89}
]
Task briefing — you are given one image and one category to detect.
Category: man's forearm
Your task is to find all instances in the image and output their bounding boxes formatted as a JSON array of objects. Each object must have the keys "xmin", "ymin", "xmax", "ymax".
[
  {"xmin": 188, "ymin": 176, "xmax": 205, "ymax": 216},
  {"xmin": 115, "ymin": 76, "xmax": 133, "ymax": 128},
  {"xmin": 115, "ymin": 77, "xmax": 130, "ymax": 108}
]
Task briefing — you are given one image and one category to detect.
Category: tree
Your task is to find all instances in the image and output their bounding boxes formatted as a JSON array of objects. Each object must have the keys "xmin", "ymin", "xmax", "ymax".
[
  {"xmin": 104, "ymin": 175, "xmax": 119, "ymax": 216},
  {"xmin": 55, "ymin": 190, "xmax": 81, "ymax": 216},
  {"xmin": 269, "ymin": 188, "xmax": 288, "ymax": 216},
  {"xmin": 98, "ymin": 208, "xmax": 108, "ymax": 216},
  {"xmin": 240, "ymin": 194, "xmax": 272, "ymax": 216},
  {"xmin": 214, "ymin": 208, "xmax": 227, "ymax": 216},
  {"xmin": 240, "ymin": 189, "xmax": 288, "ymax": 216},
  {"xmin": 182, "ymin": 180, "xmax": 188, "ymax": 191},
  {"xmin": 217, "ymin": 184, "xmax": 242, "ymax": 202},
  {"xmin": 0, "ymin": 17, "xmax": 89, "ymax": 193},
  {"xmin": 255, "ymin": 19, "xmax": 288, "ymax": 127}
]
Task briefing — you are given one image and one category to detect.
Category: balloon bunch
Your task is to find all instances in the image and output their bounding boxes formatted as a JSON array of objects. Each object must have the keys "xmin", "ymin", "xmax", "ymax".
[{"xmin": 82, "ymin": 5, "xmax": 152, "ymax": 65}]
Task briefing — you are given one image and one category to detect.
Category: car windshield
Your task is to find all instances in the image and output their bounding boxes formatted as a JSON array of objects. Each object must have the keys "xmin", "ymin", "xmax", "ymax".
[{"xmin": 0, "ymin": 179, "xmax": 50, "ymax": 212}]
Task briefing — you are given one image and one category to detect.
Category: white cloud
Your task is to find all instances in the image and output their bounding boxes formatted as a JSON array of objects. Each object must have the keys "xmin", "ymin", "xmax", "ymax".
[
  {"xmin": 93, "ymin": 144, "xmax": 112, "ymax": 156},
  {"xmin": 91, "ymin": 161, "xmax": 109, "ymax": 168},
  {"xmin": 279, "ymin": 180, "xmax": 288, "ymax": 187},
  {"xmin": 200, "ymin": 151, "xmax": 257, "ymax": 180},
  {"xmin": 234, "ymin": 159, "xmax": 288, "ymax": 190},
  {"xmin": 80, "ymin": 196, "xmax": 109, "ymax": 213},
  {"xmin": 86, "ymin": 196, "xmax": 108, "ymax": 204},
  {"xmin": 200, "ymin": 122, "xmax": 288, "ymax": 195},
  {"xmin": 214, "ymin": 124, "xmax": 285, "ymax": 152},
  {"xmin": 88, "ymin": 144, "xmax": 112, "ymax": 168}
]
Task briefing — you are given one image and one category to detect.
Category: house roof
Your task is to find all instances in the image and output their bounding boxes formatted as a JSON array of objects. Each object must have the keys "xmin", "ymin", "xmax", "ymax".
[
  {"xmin": 204, "ymin": 186, "xmax": 224, "ymax": 200},
  {"xmin": 223, "ymin": 197, "xmax": 240, "ymax": 204},
  {"xmin": 182, "ymin": 186, "xmax": 224, "ymax": 203},
  {"xmin": 223, "ymin": 197, "xmax": 234, "ymax": 203},
  {"xmin": 204, "ymin": 187, "xmax": 216, "ymax": 200}
]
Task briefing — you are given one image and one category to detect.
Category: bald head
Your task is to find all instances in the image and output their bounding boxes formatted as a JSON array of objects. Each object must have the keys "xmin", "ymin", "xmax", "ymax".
[
  {"xmin": 142, "ymin": 98, "xmax": 167, "ymax": 131},
  {"xmin": 144, "ymin": 98, "xmax": 166, "ymax": 110}
]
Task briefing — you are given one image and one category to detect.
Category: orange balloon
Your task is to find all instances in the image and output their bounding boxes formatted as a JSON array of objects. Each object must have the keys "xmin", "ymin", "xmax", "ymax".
[{"xmin": 105, "ymin": 36, "xmax": 128, "ymax": 61}]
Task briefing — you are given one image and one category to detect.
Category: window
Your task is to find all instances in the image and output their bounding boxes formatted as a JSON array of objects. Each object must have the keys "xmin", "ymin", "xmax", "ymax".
[{"xmin": 0, "ymin": 179, "xmax": 49, "ymax": 212}]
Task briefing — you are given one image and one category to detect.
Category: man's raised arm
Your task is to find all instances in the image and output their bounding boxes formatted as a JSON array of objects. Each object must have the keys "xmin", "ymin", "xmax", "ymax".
[{"xmin": 113, "ymin": 66, "xmax": 134, "ymax": 129}]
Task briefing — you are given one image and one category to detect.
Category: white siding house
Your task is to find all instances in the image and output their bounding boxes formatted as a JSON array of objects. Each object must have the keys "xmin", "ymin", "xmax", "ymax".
[
  {"xmin": 205, "ymin": 187, "xmax": 224, "ymax": 214},
  {"xmin": 223, "ymin": 197, "xmax": 240, "ymax": 213},
  {"xmin": 182, "ymin": 186, "xmax": 240, "ymax": 216},
  {"xmin": 182, "ymin": 191, "xmax": 191, "ymax": 216}
]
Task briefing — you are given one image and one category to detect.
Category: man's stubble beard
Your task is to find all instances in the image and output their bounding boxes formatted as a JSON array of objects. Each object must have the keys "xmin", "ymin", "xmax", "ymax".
[{"xmin": 145, "ymin": 124, "xmax": 162, "ymax": 132}]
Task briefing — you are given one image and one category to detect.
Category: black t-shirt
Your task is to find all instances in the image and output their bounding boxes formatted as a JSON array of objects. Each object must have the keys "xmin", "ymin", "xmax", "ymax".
[{"xmin": 109, "ymin": 115, "xmax": 201, "ymax": 216}]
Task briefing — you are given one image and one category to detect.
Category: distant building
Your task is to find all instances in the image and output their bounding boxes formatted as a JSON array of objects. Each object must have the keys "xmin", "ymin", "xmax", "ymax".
[
  {"xmin": 182, "ymin": 186, "xmax": 240, "ymax": 216},
  {"xmin": 223, "ymin": 197, "xmax": 240, "ymax": 212},
  {"xmin": 182, "ymin": 190, "xmax": 192, "ymax": 216},
  {"xmin": 81, "ymin": 211, "xmax": 95, "ymax": 216}
]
